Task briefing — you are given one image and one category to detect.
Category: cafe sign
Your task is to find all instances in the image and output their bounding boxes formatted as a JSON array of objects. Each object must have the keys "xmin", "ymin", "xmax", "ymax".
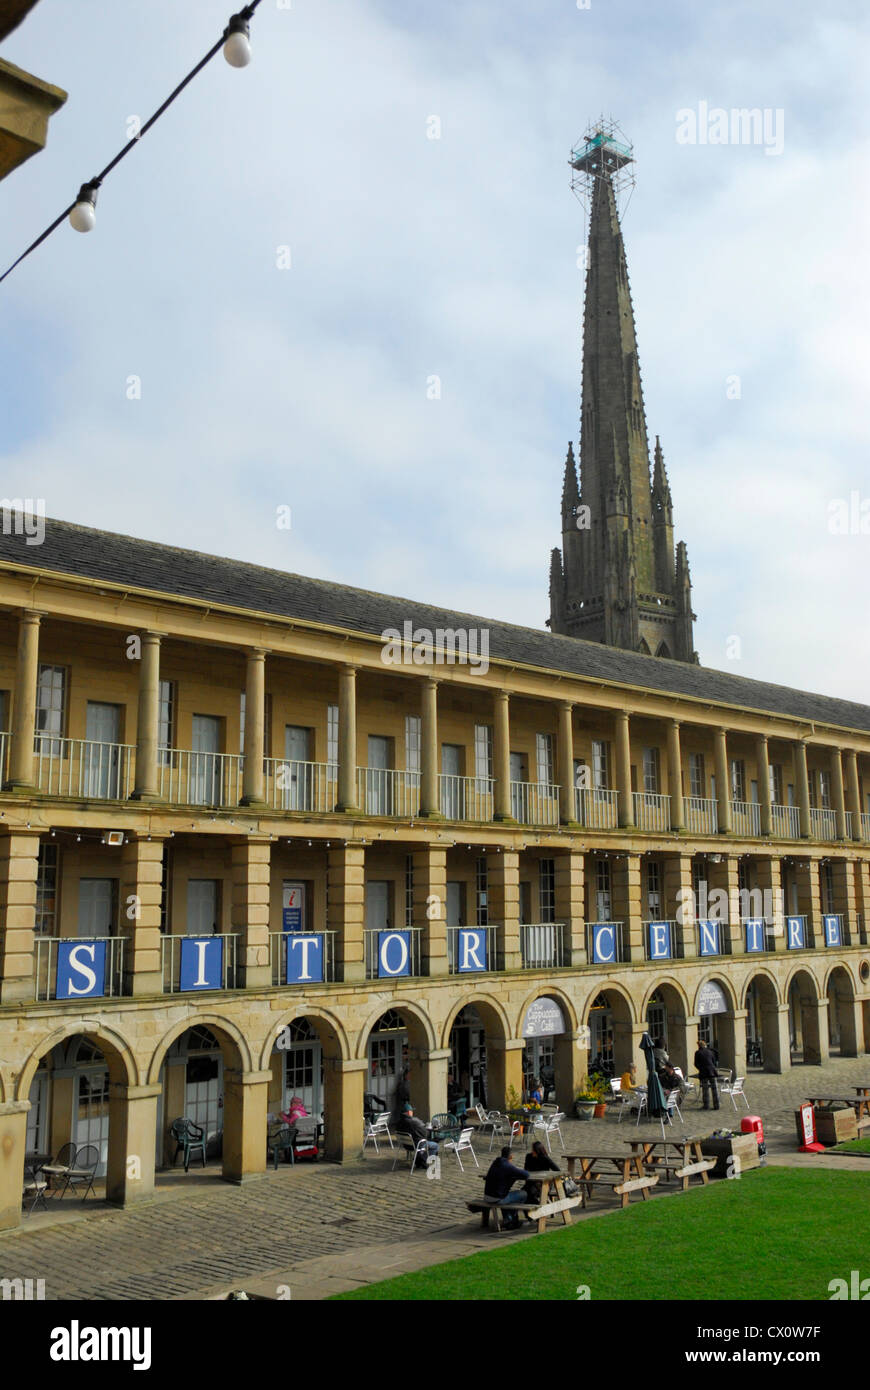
[
  {"xmin": 522, "ymin": 997, "xmax": 566, "ymax": 1038},
  {"xmin": 697, "ymin": 980, "xmax": 728, "ymax": 1016}
]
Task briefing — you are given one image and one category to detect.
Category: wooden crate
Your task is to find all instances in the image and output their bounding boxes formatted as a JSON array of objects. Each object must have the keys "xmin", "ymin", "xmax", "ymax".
[
  {"xmin": 814, "ymin": 1107, "xmax": 858, "ymax": 1145},
  {"xmin": 699, "ymin": 1132, "xmax": 760, "ymax": 1177}
]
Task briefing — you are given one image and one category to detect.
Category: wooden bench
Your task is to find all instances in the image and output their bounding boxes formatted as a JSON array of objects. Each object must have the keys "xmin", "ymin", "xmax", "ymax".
[{"xmin": 466, "ymin": 1197, "xmax": 539, "ymax": 1231}]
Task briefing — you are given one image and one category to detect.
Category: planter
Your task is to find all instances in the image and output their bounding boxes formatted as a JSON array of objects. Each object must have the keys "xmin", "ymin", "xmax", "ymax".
[
  {"xmin": 699, "ymin": 1132, "xmax": 760, "ymax": 1178},
  {"xmin": 575, "ymin": 1100, "xmax": 596, "ymax": 1121},
  {"xmin": 593, "ymin": 1102, "xmax": 607, "ymax": 1119},
  {"xmin": 814, "ymin": 1106, "xmax": 858, "ymax": 1146}
]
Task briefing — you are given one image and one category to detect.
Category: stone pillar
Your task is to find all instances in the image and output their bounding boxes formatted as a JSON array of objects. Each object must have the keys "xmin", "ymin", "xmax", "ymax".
[
  {"xmin": 161, "ymin": 1059, "xmax": 186, "ymax": 1164},
  {"xmin": 666, "ymin": 1012, "xmax": 695, "ymax": 1076},
  {"xmin": 554, "ymin": 849, "xmax": 585, "ymax": 966},
  {"xmin": 485, "ymin": 1038, "xmax": 524, "ymax": 1111},
  {"xmin": 855, "ymin": 859, "xmax": 870, "ymax": 945},
  {"xmin": 558, "ymin": 702, "xmax": 577, "ymax": 825},
  {"xmin": 830, "ymin": 858, "xmax": 857, "ymax": 945},
  {"xmin": 714, "ymin": 728, "xmax": 731, "ymax": 835},
  {"xmin": 0, "ymin": 1102, "xmax": 28, "ymax": 1231},
  {"xmin": 756, "ymin": 856, "xmax": 784, "ymax": 953},
  {"xmin": 118, "ymin": 835, "xmax": 164, "ymax": 995},
  {"xmin": 241, "ymin": 649, "xmax": 267, "ymax": 806},
  {"xmin": 7, "ymin": 610, "xmax": 41, "ymax": 790},
  {"xmin": 323, "ymin": 1058, "xmax": 366, "ymax": 1161},
  {"xmin": 758, "ymin": 1003, "xmax": 790, "ymax": 1073},
  {"xmin": 612, "ymin": 853, "xmax": 641, "ymax": 962},
  {"xmin": 615, "ymin": 711, "xmax": 633, "ymax": 828},
  {"xmin": 794, "ymin": 740, "xmax": 811, "ymax": 838},
  {"xmin": 413, "ymin": 843, "xmax": 447, "ymax": 977},
  {"xmin": 756, "ymin": 734, "xmax": 772, "ymax": 836},
  {"xmin": 706, "ymin": 854, "xmax": 740, "ymax": 954},
  {"xmin": 131, "ymin": 631, "xmax": 162, "ymax": 800},
  {"xmin": 845, "ymin": 750, "xmax": 862, "ymax": 841},
  {"xmin": 830, "ymin": 749, "xmax": 848, "ymax": 841},
  {"xmin": 231, "ymin": 837, "xmax": 272, "ymax": 989},
  {"xmin": 802, "ymin": 999, "xmax": 829, "ymax": 1066},
  {"xmin": 328, "ymin": 842, "xmax": 365, "ymax": 983},
  {"xmin": 554, "ymin": 1030, "xmax": 586, "ymax": 1114},
  {"xmin": 105, "ymin": 1083, "xmax": 161, "ymax": 1206},
  {"xmin": 663, "ymin": 853, "xmax": 693, "ymax": 958},
  {"xmin": 409, "ymin": 1047, "xmax": 449, "ymax": 1120},
  {"xmin": 795, "ymin": 859, "xmax": 821, "ymax": 946},
  {"xmin": 222, "ymin": 1068, "xmax": 271, "ymax": 1183},
  {"xmin": 667, "ymin": 720, "xmax": 684, "ymax": 831},
  {"xmin": 717, "ymin": 1010, "xmax": 743, "ymax": 1078},
  {"xmin": 493, "ymin": 691, "xmax": 513, "ymax": 821},
  {"xmin": 420, "ymin": 678, "xmax": 440, "ymax": 817},
  {"xmin": 489, "ymin": 849, "xmax": 520, "ymax": 970},
  {"xmin": 337, "ymin": 665, "xmax": 359, "ymax": 813},
  {"xmin": 0, "ymin": 830, "xmax": 40, "ymax": 1003}
]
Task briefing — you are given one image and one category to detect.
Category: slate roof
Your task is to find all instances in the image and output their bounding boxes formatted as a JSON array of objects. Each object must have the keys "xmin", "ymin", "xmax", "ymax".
[{"xmin": 0, "ymin": 517, "xmax": 867, "ymax": 734}]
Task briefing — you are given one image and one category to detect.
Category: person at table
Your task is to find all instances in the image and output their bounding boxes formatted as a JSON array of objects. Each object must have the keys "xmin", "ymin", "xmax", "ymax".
[
  {"xmin": 653, "ymin": 1037, "xmax": 669, "ymax": 1071},
  {"xmin": 694, "ymin": 1041, "xmax": 721, "ymax": 1110},
  {"xmin": 396, "ymin": 1104, "xmax": 439, "ymax": 1164},
  {"xmin": 527, "ymin": 1077, "xmax": 544, "ymax": 1105},
  {"xmin": 484, "ymin": 1147, "xmax": 532, "ymax": 1229},
  {"xmin": 659, "ymin": 1062, "xmax": 688, "ymax": 1099},
  {"xmin": 280, "ymin": 1095, "xmax": 309, "ymax": 1126},
  {"xmin": 620, "ymin": 1063, "xmax": 638, "ymax": 1094},
  {"xmin": 523, "ymin": 1140, "xmax": 559, "ymax": 1204}
]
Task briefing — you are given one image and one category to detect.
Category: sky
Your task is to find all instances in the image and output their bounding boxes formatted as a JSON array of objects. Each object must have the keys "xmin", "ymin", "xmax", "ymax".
[{"xmin": 1, "ymin": 0, "xmax": 869, "ymax": 701}]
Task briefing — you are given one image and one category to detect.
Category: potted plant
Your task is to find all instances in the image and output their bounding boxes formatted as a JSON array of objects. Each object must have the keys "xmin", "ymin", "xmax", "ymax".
[
  {"xmin": 575, "ymin": 1075, "xmax": 607, "ymax": 1120},
  {"xmin": 505, "ymin": 1085, "xmax": 526, "ymax": 1133}
]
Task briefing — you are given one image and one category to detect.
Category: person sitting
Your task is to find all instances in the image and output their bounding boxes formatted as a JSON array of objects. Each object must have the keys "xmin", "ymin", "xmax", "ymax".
[
  {"xmin": 527, "ymin": 1078, "xmax": 544, "ymax": 1105},
  {"xmin": 620, "ymin": 1063, "xmax": 638, "ymax": 1094},
  {"xmin": 484, "ymin": 1146, "xmax": 531, "ymax": 1229},
  {"xmin": 280, "ymin": 1095, "xmax": 308, "ymax": 1126},
  {"xmin": 523, "ymin": 1139, "xmax": 559, "ymax": 1204},
  {"xmin": 659, "ymin": 1062, "xmax": 688, "ymax": 1099},
  {"xmin": 396, "ymin": 1104, "xmax": 439, "ymax": 1165}
]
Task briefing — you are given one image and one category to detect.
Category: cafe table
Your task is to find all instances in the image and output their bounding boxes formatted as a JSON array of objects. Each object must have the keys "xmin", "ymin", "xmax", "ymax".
[
  {"xmin": 806, "ymin": 1094, "xmax": 870, "ymax": 1132},
  {"xmin": 623, "ymin": 1136, "xmax": 717, "ymax": 1191}
]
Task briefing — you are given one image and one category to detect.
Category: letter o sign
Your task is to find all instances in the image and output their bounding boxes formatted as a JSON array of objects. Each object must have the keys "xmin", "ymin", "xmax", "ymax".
[{"xmin": 378, "ymin": 931, "xmax": 411, "ymax": 977}]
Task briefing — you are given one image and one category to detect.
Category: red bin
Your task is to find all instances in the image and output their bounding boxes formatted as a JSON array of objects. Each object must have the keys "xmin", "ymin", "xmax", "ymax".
[{"xmin": 741, "ymin": 1115, "xmax": 764, "ymax": 1142}]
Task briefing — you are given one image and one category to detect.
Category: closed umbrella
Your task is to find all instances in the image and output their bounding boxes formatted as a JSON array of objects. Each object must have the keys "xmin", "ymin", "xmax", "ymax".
[{"xmin": 639, "ymin": 1031, "xmax": 667, "ymax": 1117}]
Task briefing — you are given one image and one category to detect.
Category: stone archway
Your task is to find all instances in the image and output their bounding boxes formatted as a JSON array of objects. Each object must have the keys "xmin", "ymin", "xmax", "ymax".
[
  {"xmin": 516, "ymin": 987, "xmax": 580, "ymax": 1114},
  {"xmin": 443, "ymin": 994, "xmax": 512, "ymax": 1112},
  {"xmin": 150, "ymin": 1015, "xmax": 251, "ymax": 1184},
  {"xmin": 743, "ymin": 971, "xmax": 787, "ymax": 1072},
  {"xmin": 825, "ymin": 965, "xmax": 859, "ymax": 1057},
  {"xmin": 583, "ymin": 982, "xmax": 636, "ymax": 1078},
  {"xmin": 262, "ymin": 1005, "xmax": 349, "ymax": 1161},
  {"xmin": 642, "ymin": 978, "xmax": 691, "ymax": 1073},
  {"xmin": 357, "ymin": 999, "xmax": 438, "ymax": 1121},
  {"xmin": 692, "ymin": 977, "xmax": 739, "ymax": 1075},
  {"xmin": 786, "ymin": 967, "xmax": 825, "ymax": 1066}
]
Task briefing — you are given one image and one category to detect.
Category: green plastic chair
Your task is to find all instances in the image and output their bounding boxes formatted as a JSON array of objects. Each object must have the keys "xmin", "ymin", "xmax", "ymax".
[
  {"xmin": 266, "ymin": 1124, "xmax": 297, "ymax": 1169},
  {"xmin": 170, "ymin": 1118, "xmax": 207, "ymax": 1172}
]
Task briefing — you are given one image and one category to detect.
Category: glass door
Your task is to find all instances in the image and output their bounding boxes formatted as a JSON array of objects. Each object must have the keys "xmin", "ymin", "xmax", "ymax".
[
  {"xmin": 84, "ymin": 702, "xmax": 120, "ymax": 797},
  {"xmin": 366, "ymin": 735, "xmax": 391, "ymax": 815},
  {"xmin": 191, "ymin": 715, "xmax": 220, "ymax": 805},
  {"xmin": 441, "ymin": 744, "xmax": 463, "ymax": 818},
  {"xmin": 283, "ymin": 725, "xmax": 311, "ymax": 810},
  {"xmin": 77, "ymin": 878, "xmax": 115, "ymax": 937}
]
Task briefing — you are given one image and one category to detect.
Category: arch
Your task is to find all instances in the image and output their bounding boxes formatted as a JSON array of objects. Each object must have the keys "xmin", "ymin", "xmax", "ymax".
[
  {"xmin": 16, "ymin": 1019, "xmax": 137, "ymax": 1101},
  {"xmin": 825, "ymin": 963, "xmax": 859, "ymax": 1056},
  {"xmin": 355, "ymin": 998, "xmax": 437, "ymax": 1060},
  {"xmin": 741, "ymin": 967, "xmax": 782, "ymax": 1009},
  {"xmin": 580, "ymin": 978, "xmax": 638, "ymax": 1025},
  {"xmin": 785, "ymin": 965, "xmax": 825, "ymax": 1066},
  {"xmin": 822, "ymin": 960, "xmax": 858, "ymax": 996},
  {"xmin": 147, "ymin": 1012, "xmax": 251, "ymax": 1085},
  {"xmin": 783, "ymin": 963, "xmax": 823, "ymax": 1002},
  {"xmin": 655, "ymin": 641, "xmax": 672, "ymax": 659},
  {"xmin": 640, "ymin": 975, "xmax": 691, "ymax": 1018},
  {"xmin": 0, "ymin": 1069, "xmax": 6, "ymax": 1104},
  {"xmin": 513, "ymin": 984, "xmax": 578, "ymax": 1040},
  {"xmin": 258, "ymin": 1003, "xmax": 350, "ymax": 1070},
  {"xmin": 638, "ymin": 638, "xmax": 652, "ymax": 655},
  {"xmin": 440, "ymin": 992, "xmax": 511, "ymax": 1050}
]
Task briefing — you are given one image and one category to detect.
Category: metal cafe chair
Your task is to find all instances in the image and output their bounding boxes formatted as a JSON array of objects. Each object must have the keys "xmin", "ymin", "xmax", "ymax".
[
  {"xmin": 22, "ymin": 1160, "xmax": 49, "ymax": 1215},
  {"xmin": 61, "ymin": 1144, "xmax": 101, "ymax": 1202},
  {"xmin": 170, "ymin": 1117, "xmax": 207, "ymax": 1172},
  {"xmin": 41, "ymin": 1141, "xmax": 77, "ymax": 1195}
]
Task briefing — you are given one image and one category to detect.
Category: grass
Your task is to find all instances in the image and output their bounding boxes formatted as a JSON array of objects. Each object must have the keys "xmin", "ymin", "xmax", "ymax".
[
  {"xmin": 832, "ymin": 1137, "xmax": 870, "ymax": 1154},
  {"xmin": 333, "ymin": 1168, "xmax": 869, "ymax": 1301}
]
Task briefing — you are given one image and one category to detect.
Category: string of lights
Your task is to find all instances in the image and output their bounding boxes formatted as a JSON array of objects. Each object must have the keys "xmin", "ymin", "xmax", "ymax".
[{"xmin": 0, "ymin": 2, "xmax": 263, "ymax": 286}]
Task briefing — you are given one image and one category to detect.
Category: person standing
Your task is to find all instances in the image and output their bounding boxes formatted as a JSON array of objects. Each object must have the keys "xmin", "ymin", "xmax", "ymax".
[{"xmin": 694, "ymin": 1039, "xmax": 720, "ymax": 1110}]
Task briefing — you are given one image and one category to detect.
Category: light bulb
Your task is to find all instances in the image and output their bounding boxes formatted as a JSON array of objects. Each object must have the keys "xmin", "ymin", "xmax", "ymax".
[
  {"xmin": 70, "ymin": 182, "xmax": 98, "ymax": 233},
  {"xmin": 223, "ymin": 15, "xmax": 251, "ymax": 67}
]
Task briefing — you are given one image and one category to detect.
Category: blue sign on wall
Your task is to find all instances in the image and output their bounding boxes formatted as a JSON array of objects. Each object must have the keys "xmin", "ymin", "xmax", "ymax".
[
  {"xmin": 786, "ymin": 916, "xmax": 805, "ymax": 950},
  {"xmin": 456, "ymin": 928, "xmax": 487, "ymax": 973},
  {"xmin": 377, "ymin": 931, "xmax": 411, "ymax": 978},
  {"xmin": 698, "ymin": 920, "xmax": 721, "ymax": 957},
  {"xmin": 285, "ymin": 933, "xmax": 323, "ymax": 983},
  {"xmin": 179, "ymin": 936, "xmax": 224, "ymax": 991},
  {"xmin": 591, "ymin": 923, "xmax": 616, "ymax": 965},
  {"xmin": 282, "ymin": 907, "xmax": 302, "ymax": 931},
  {"xmin": 647, "ymin": 922, "xmax": 671, "ymax": 960},
  {"xmin": 744, "ymin": 918, "xmax": 766, "ymax": 953},
  {"xmin": 824, "ymin": 915, "xmax": 841, "ymax": 947},
  {"xmin": 56, "ymin": 939, "xmax": 107, "ymax": 1000}
]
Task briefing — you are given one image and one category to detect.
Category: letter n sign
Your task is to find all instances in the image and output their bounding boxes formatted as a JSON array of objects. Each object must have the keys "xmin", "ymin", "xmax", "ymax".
[
  {"xmin": 698, "ymin": 921, "xmax": 720, "ymax": 957},
  {"xmin": 647, "ymin": 922, "xmax": 671, "ymax": 960},
  {"xmin": 285, "ymin": 933, "xmax": 323, "ymax": 983},
  {"xmin": 179, "ymin": 937, "xmax": 224, "ymax": 991},
  {"xmin": 378, "ymin": 931, "xmax": 410, "ymax": 977},
  {"xmin": 458, "ymin": 928, "xmax": 486, "ymax": 972},
  {"xmin": 824, "ymin": 915, "xmax": 841, "ymax": 947},
  {"xmin": 592, "ymin": 924, "xmax": 616, "ymax": 965},
  {"xmin": 56, "ymin": 940, "xmax": 107, "ymax": 999},
  {"xmin": 786, "ymin": 916, "xmax": 805, "ymax": 950}
]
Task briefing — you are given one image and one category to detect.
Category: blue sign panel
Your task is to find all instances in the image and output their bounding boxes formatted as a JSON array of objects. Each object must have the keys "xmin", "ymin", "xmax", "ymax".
[
  {"xmin": 378, "ymin": 931, "xmax": 411, "ymax": 978},
  {"xmin": 824, "ymin": 915, "xmax": 841, "ymax": 947},
  {"xmin": 647, "ymin": 922, "xmax": 671, "ymax": 960},
  {"xmin": 56, "ymin": 939, "xmax": 107, "ymax": 1000},
  {"xmin": 456, "ymin": 928, "xmax": 487, "ymax": 973},
  {"xmin": 786, "ymin": 916, "xmax": 805, "ymax": 950},
  {"xmin": 282, "ymin": 907, "xmax": 302, "ymax": 931},
  {"xmin": 698, "ymin": 920, "xmax": 721, "ymax": 957},
  {"xmin": 744, "ymin": 918, "xmax": 766, "ymax": 953},
  {"xmin": 285, "ymin": 933, "xmax": 323, "ymax": 983},
  {"xmin": 592, "ymin": 923, "xmax": 616, "ymax": 965},
  {"xmin": 179, "ymin": 936, "xmax": 223, "ymax": 991}
]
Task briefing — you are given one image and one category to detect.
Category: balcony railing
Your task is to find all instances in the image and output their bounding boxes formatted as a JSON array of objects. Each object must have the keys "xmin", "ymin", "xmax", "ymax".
[
  {"xmin": 34, "ymin": 735, "xmax": 135, "ymax": 799},
  {"xmin": 684, "ymin": 796, "xmax": 718, "ymax": 835},
  {"xmin": 364, "ymin": 926, "xmax": 423, "ymax": 979},
  {"xmin": 633, "ymin": 791, "xmax": 671, "ymax": 832},
  {"xmin": 160, "ymin": 933, "xmax": 239, "ymax": 992},
  {"xmin": 520, "ymin": 922, "xmax": 567, "ymax": 969},
  {"xmin": 447, "ymin": 924, "xmax": 498, "ymax": 974},
  {"xmin": 741, "ymin": 917, "xmax": 777, "ymax": 951},
  {"xmin": 510, "ymin": 781, "xmax": 560, "ymax": 826},
  {"xmin": 771, "ymin": 803, "xmax": 800, "ymax": 838},
  {"xmin": 157, "ymin": 750, "xmax": 243, "ymax": 807},
  {"xmin": 264, "ymin": 759, "xmax": 336, "ymax": 814},
  {"xmin": 731, "ymin": 800, "xmax": 761, "ymax": 837},
  {"xmin": 34, "ymin": 935, "xmax": 125, "ymax": 1001},
  {"xmin": 438, "ymin": 774, "xmax": 494, "ymax": 822},
  {"xmin": 575, "ymin": 787, "xmax": 619, "ymax": 829},
  {"xmin": 269, "ymin": 930, "xmax": 337, "ymax": 984},
  {"xmin": 356, "ymin": 768, "xmax": 420, "ymax": 818},
  {"xmin": 692, "ymin": 920, "xmax": 732, "ymax": 956},
  {"xmin": 642, "ymin": 920, "xmax": 683, "ymax": 960},
  {"xmin": 811, "ymin": 807, "xmax": 839, "ymax": 840},
  {"xmin": 586, "ymin": 920, "xmax": 628, "ymax": 964},
  {"xmin": 0, "ymin": 730, "xmax": 9, "ymax": 783},
  {"xmin": 822, "ymin": 913, "xmax": 852, "ymax": 946},
  {"xmin": 862, "ymin": 814, "xmax": 870, "ymax": 840}
]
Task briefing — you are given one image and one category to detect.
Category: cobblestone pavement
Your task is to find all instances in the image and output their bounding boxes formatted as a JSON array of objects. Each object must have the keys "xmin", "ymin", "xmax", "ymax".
[{"xmin": 2, "ymin": 1057, "xmax": 867, "ymax": 1301}]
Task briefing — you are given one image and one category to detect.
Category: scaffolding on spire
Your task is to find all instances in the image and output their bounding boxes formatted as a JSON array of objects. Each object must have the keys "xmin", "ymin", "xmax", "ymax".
[{"xmin": 569, "ymin": 117, "xmax": 635, "ymax": 216}]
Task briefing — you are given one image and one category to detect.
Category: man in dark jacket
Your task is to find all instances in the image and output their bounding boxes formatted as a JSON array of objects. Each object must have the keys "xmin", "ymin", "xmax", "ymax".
[
  {"xmin": 484, "ymin": 1147, "xmax": 531, "ymax": 1228},
  {"xmin": 396, "ymin": 1105, "xmax": 438, "ymax": 1165},
  {"xmin": 694, "ymin": 1041, "xmax": 720, "ymax": 1110}
]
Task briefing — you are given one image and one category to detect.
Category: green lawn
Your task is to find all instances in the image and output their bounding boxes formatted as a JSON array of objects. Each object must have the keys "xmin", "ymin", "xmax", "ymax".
[
  {"xmin": 333, "ymin": 1168, "xmax": 869, "ymax": 1301},
  {"xmin": 832, "ymin": 1138, "xmax": 870, "ymax": 1154}
]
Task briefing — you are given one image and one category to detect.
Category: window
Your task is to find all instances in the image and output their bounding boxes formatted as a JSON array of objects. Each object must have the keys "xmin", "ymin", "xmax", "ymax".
[
  {"xmin": 327, "ymin": 704, "xmax": 338, "ymax": 773},
  {"xmin": 642, "ymin": 746, "xmax": 660, "ymax": 795},
  {"xmin": 646, "ymin": 860, "xmax": 661, "ymax": 917},
  {"xmin": 539, "ymin": 858, "xmax": 555, "ymax": 923},
  {"xmin": 35, "ymin": 664, "xmax": 66, "ymax": 753},
  {"xmin": 405, "ymin": 714, "xmax": 421, "ymax": 783},
  {"xmin": 187, "ymin": 880, "xmax": 219, "ymax": 935},
  {"xmin": 536, "ymin": 733, "xmax": 554, "ymax": 786},
  {"xmin": 818, "ymin": 770, "xmax": 832, "ymax": 810},
  {"xmin": 689, "ymin": 752, "xmax": 705, "ymax": 799},
  {"xmin": 730, "ymin": 759, "xmax": 745, "ymax": 801},
  {"xmin": 769, "ymin": 763, "xmax": 783, "ymax": 804},
  {"xmin": 405, "ymin": 854, "xmax": 414, "ymax": 928},
  {"xmin": 475, "ymin": 855, "xmax": 488, "ymax": 926},
  {"xmin": 474, "ymin": 724, "xmax": 493, "ymax": 782},
  {"xmin": 595, "ymin": 858, "xmax": 611, "ymax": 920},
  {"xmin": 35, "ymin": 842, "xmax": 59, "ymax": 935},
  {"xmin": 592, "ymin": 740, "xmax": 610, "ymax": 790},
  {"xmin": 158, "ymin": 680, "xmax": 175, "ymax": 766},
  {"xmin": 822, "ymin": 862, "xmax": 834, "ymax": 914}
]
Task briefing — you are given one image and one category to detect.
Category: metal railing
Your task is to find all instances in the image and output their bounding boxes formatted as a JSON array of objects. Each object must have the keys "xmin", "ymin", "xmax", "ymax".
[
  {"xmin": 446, "ymin": 924, "xmax": 498, "ymax": 974},
  {"xmin": 34, "ymin": 936, "xmax": 125, "ymax": 1000},
  {"xmin": 157, "ymin": 750, "xmax": 243, "ymax": 806},
  {"xmin": 845, "ymin": 811, "xmax": 853, "ymax": 837},
  {"xmin": 632, "ymin": 791, "xmax": 671, "ymax": 832},
  {"xmin": 356, "ymin": 767, "xmax": 420, "ymax": 817},
  {"xmin": 585, "ymin": 921, "xmax": 628, "ymax": 964},
  {"xmin": 269, "ymin": 930, "xmax": 336, "ymax": 984},
  {"xmin": 862, "ymin": 814, "xmax": 870, "ymax": 840},
  {"xmin": 160, "ymin": 933, "xmax": 239, "ymax": 992},
  {"xmin": 438, "ymin": 774, "xmax": 494, "ymax": 822},
  {"xmin": 692, "ymin": 919, "xmax": 732, "ymax": 956},
  {"xmin": 264, "ymin": 759, "xmax": 336, "ymax": 813},
  {"xmin": 785, "ymin": 913, "xmax": 813, "ymax": 949},
  {"xmin": 642, "ymin": 920, "xmax": 682, "ymax": 960},
  {"xmin": 810, "ymin": 807, "xmax": 838, "ymax": 840},
  {"xmin": 731, "ymin": 800, "xmax": 761, "ymax": 837},
  {"xmin": 520, "ymin": 922, "xmax": 567, "ymax": 969},
  {"xmin": 510, "ymin": 781, "xmax": 560, "ymax": 826},
  {"xmin": 0, "ymin": 730, "xmax": 9, "ymax": 783},
  {"xmin": 364, "ymin": 926, "xmax": 423, "ymax": 979},
  {"xmin": 771, "ymin": 803, "xmax": 800, "ymax": 839},
  {"xmin": 741, "ymin": 917, "xmax": 777, "ymax": 951},
  {"xmin": 684, "ymin": 795, "xmax": 718, "ymax": 835},
  {"xmin": 33, "ymin": 735, "xmax": 135, "ymax": 799},
  {"xmin": 575, "ymin": 787, "xmax": 619, "ymax": 829}
]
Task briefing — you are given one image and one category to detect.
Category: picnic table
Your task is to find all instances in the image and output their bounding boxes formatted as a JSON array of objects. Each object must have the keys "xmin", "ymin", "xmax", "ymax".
[
  {"xmin": 468, "ymin": 1170, "xmax": 580, "ymax": 1233},
  {"xmin": 807, "ymin": 1095, "xmax": 870, "ymax": 1131},
  {"xmin": 563, "ymin": 1152, "xmax": 660, "ymax": 1208},
  {"xmin": 623, "ymin": 1136, "xmax": 717, "ymax": 1191}
]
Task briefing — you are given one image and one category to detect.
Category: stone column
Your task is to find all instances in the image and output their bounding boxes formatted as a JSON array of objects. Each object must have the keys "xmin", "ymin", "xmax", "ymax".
[
  {"xmin": 756, "ymin": 856, "xmax": 784, "ymax": 952},
  {"xmin": 667, "ymin": 720, "xmax": 684, "ymax": 831},
  {"xmin": 409, "ymin": 1047, "xmax": 449, "ymax": 1121},
  {"xmin": 553, "ymin": 1030, "xmax": 586, "ymax": 1114},
  {"xmin": 105, "ymin": 1083, "xmax": 162, "ymax": 1206},
  {"xmin": 131, "ymin": 631, "xmax": 162, "ymax": 800},
  {"xmin": 231, "ymin": 837, "xmax": 272, "ymax": 989},
  {"xmin": 706, "ymin": 854, "xmax": 740, "ymax": 954},
  {"xmin": 558, "ymin": 701, "xmax": 577, "ymax": 825},
  {"xmin": 759, "ymin": 1003, "xmax": 791, "ymax": 1073},
  {"xmin": 323, "ymin": 1058, "xmax": 366, "ymax": 1161},
  {"xmin": 795, "ymin": 859, "xmax": 821, "ymax": 945},
  {"xmin": 420, "ymin": 678, "xmax": 440, "ymax": 816},
  {"xmin": 222, "ymin": 1068, "xmax": 272, "ymax": 1183},
  {"xmin": 802, "ymin": 999, "xmax": 829, "ymax": 1066},
  {"xmin": 794, "ymin": 740, "xmax": 811, "ymax": 838},
  {"xmin": 118, "ymin": 835, "xmax": 164, "ymax": 995},
  {"xmin": 485, "ymin": 1038, "xmax": 524, "ymax": 1111},
  {"xmin": 493, "ymin": 691, "xmax": 513, "ymax": 821},
  {"xmin": 7, "ymin": 610, "xmax": 41, "ymax": 790},
  {"xmin": 663, "ymin": 853, "xmax": 693, "ymax": 958},
  {"xmin": 337, "ymin": 665, "xmax": 359, "ymax": 813},
  {"xmin": 756, "ymin": 734, "xmax": 772, "ymax": 836},
  {"xmin": 488, "ymin": 848, "xmax": 520, "ymax": 970},
  {"xmin": 612, "ymin": 853, "xmax": 642, "ymax": 962},
  {"xmin": 717, "ymin": 1010, "xmax": 743, "ymax": 1079},
  {"xmin": 714, "ymin": 727, "xmax": 732, "ymax": 835},
  {"xmin": 241, "ymin": 649, "xmax": 267, "ymax": 806},
  {"xmin": 328, "ymin": 842, "xmax": 365, "ymax": 983},
  {"xmin": 830, "ymin": 749, "xmax": 848, "ymax": 841},
  {"xmin": 554, "ymin": 848, "xmax": 585, "ymax": 966},
  {"xmin": 412, "ymin": 843, "xmax": 447, "ymax": 977},
  {"xmin": 845, "ymin": 750, "xmax": 863, "ymax": 841},
  {"xmin": 855, "ymin": 859, "xmax": 870, "ymax": 945},
  {"xmin": 831, "ymin": 994, "xmax": 862, "ymax": 1057},
  {"xmin": 615, "ymin": 711, "xmax": 633, "ymax": 828},
  {"xmin": 0, "ymin": 830, "xmax": 40, "ymax": 1003},
  {"xmin": 0, "ymin": 1102, "xmax": 28, "ymax": 1231}
]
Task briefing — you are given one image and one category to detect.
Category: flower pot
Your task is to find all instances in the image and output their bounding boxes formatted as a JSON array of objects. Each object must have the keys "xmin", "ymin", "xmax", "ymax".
[
  {"xmin": 593, "ymin": 1102, "xmax": 607, "ymax": 1119},
  {"xmin": 575, "ymin": 1100, "xmax": 596, "ymax": 1121}
]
